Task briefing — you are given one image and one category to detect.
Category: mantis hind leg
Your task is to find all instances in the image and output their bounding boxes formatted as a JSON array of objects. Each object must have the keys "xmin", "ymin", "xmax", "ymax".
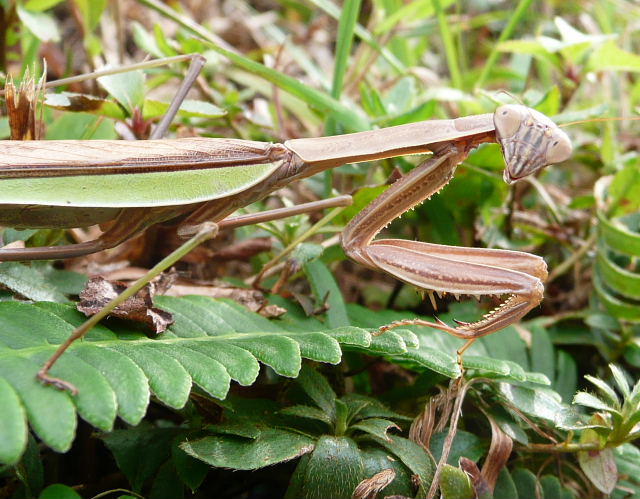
[{"xmin": 0, "ymin": 208, "xmax": 173, "ymax": 261}]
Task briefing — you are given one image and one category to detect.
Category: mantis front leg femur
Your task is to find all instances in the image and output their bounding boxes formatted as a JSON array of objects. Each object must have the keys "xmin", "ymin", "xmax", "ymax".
[{"xmin": 340, "ymin": 105, "xmax": 572, "ymax": 357}]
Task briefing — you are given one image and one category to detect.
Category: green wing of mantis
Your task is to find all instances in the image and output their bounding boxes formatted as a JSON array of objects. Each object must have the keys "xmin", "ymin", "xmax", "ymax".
[{"xmin": 0, "ymin": 138, "xmax": 283, "ymax": 208}]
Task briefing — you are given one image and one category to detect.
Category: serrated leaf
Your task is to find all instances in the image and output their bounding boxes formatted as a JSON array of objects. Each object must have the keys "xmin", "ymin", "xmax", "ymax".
[
  {"xmin": 0, "ymin": 357, "xmax": 76, "ymax": 453},
  {"xmin": 609, "ymin": 364, "xmax": 630, "ymax": 398},
  {"xmin": 399, "ymin": 346, "xmax": 460, "ymax": 378},
  {"xmin": 28, "ymin": 350, "xmax": 117, "ymax": 431},
  {"xmin": 111, "ymin": 344, "xmax": 192, "ymax": 409},
  {"xmin": 172, "ymin": 441, "xmax": 209, "ymax": 492},
  {"xmin": 230, "ymin": 335, "xmax": 301, "ymax": 377},
  {"xmin": 0, "ymin": 377, "xmax": 27, "ymax": 465},
  {"xmin": 573, "ymin": 391, "xmax": 620, "ymax": 415},
  {"xmin": 0, "ymin": 297, "xmax": 396, "ymax": 462},
  {"xmin": 0, "ymin": 262, "xmax": 67, "ymax": 302},
  {"xmin": 72, "ymin": 347, "xmax": 149, "ymax": 425},
  {"xmin": 584, "ymin": 375, "xmax": 620, "ymax": 408},
  {"xmin": 182, "ymin": 428, "xmax": 315, "ymax": 470}
]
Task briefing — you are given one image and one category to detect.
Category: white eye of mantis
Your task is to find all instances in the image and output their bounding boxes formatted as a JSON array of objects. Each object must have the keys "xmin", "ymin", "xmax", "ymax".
[
  {"xmin": 493, "ymin": 104, "xmax": 524, "ymax": 139},
  {"xmin": 545, "ymin": 130, "xmax": 572, "ymax": 165}
]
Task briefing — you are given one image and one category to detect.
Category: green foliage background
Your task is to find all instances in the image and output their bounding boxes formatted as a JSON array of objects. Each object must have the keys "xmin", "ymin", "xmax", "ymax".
[{"xmin": 0, "ymin": 0, "xmax": 639, "ymax": 498}]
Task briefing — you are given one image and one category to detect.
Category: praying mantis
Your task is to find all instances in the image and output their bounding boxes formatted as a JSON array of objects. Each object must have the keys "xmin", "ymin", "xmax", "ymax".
[{"xmin": 0, "ymin": 56, "xmax": 572, "ymax": 392}]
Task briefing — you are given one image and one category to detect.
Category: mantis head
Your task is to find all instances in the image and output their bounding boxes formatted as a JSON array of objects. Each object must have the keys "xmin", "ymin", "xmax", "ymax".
[{"xmin": 494, "ymin": 104, "xmax": 572, "ymax": 184}]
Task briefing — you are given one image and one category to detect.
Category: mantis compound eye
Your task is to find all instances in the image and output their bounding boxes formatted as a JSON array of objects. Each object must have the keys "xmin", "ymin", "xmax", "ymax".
[
  {"xmin": 494, "ymin": 104, "xmax": 572, "ymax": 184},
  {"xmin": 493, "ymin": 104, "xmax": 522, "ymax": 139},
  {"xmin": 545, "ymin": 131, "xmax": 572, "ymax": 166}
]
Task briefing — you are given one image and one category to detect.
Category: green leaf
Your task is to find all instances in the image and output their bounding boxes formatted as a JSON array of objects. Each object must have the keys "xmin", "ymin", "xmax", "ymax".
[
  {"xmin": 573, "ymin": 391, "xmax": 620, "ymax": 416},
  {"xmin": 493, "ymin": 468, "xmax": 519, "ymax": 499},
  {"xmin": 440, "ymin": 464, "xmax": 474, "ymax": 499},
  {"xmin": 181, "ymin": 428, "xmax": 315, "ymax": 470},
  {"xmin": 331, "ymin": 0, "xmax": 361, "ymax": 99},
  {"xmin": 606, "ymin": 164, "xmax": 640, "ymax": 217},
  {"xmin": 72, "ymin": 0, "xmax": 107, "ymax": 31},
  {"xmin": 609, "ymin": 364, "xmax": 630, "ymax": 398},
  {"xmin": 540, "ymin": 475, "xmax": 563, "ymax": 499},
  {"xmin": 24, "ymin": 0, "xmax": 65, "ymax": 10},
  {"xmin": 98, "ymin": 69, "xmax": 146, "ymax": 115},
  {"xmin": 0, "ymin": 377, "xmax": 27, "ymax": 465},
  {"xmin": 102, "ymin": 428, "xmax": 178, "ymax": 492},
  {"xmin": 598, "ymin": 211, "xmax": 640, "ymax": 257},
  {"xmin": 497, "ymin": 383, "xmax": 565, "ymax": 423},
  {"xmin": 531, "ymin": 326, "xmax": 555, "ymax": 382},
  {"xmin": 38, "ymin": 484, "xmax": 82, "ymax": 499},
  {"xmin": 280, "ymin": 405, "xmax": 333, "ymax": 425},
  {"xmin": 578, "ymin": 432, "xmax": 617, "ymax": 494},
  {"xmin": 350, "ymin": 418, "xmax": 400, "ymax": 441},
  {"xmin": 0, "ymin": 296, "xmax": 405, "ymax": 462},
  {"xmin": 296, "ymin": 365, "xmax": 337, "ymax": 418},
  {"xmin": 143, "ymin": 99, "xmax": 226, "ymax": 119},
  {"xmin": 365, "ymin": 434, "xmax": 434, "ymax": 495},
  {"xmin": 304, "ymin": 260, "xmax": 350, "ymax": 328},
  {"xmin": 584, "ymin": 375, "xmax": 620, "ymax": 408},
  {"xmin": 512, "ymin": 468, "xmax": 537, "ymax": 499},
  {"xmin": 16, "ymin": 5, "xmax": 60, "ymax": 42},
  {"xmin": 172, "ymin": 441, "xmax": 209, "ymax": 492},
  {"xmin": 299, "ymin": 436, "xmax": 363, "ymax": 499},
  {"xmin": 360, "ymin": 447, "xmax": 414, "ymax": 497},
  {"xmin": 0, "ymin": 262, "xmax": 67, "ymax": 302},
  {"xmin": 430, "ymin": 430, "xmax": 485, "ymax": 465},
  {"xmin": 0, "ymin": 357, "xmax": 76, "ymax": 453},
  {"xmin": 588, "ymin": 41, "xmax": 640, "ymax": 72}
]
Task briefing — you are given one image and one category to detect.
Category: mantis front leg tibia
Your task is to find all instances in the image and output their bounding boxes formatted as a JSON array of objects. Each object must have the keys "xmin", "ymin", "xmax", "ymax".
[{"xmin": 341, "ymin": 109, "xmax": 566, "ymax": 365}]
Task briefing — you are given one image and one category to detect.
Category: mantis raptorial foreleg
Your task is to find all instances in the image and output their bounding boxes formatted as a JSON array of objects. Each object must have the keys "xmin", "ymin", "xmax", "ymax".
[{"xmin": 341, "ymin": 106, "xmax": 570, "ymax": 364}]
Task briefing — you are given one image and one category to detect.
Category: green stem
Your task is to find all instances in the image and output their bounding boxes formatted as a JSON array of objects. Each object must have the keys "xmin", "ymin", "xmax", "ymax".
[
  {"xmin": 475, "ymin": 0, "xmax": 534, "ymax": 89},
  {"xmin": 433, "ymin": 0, "xmax": 462, "ymax": 90}
]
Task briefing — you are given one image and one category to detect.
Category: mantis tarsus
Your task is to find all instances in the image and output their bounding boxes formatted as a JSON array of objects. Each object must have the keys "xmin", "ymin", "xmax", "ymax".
[{"xmin": 0, "ymin": 56, "xmax": 572, "ymax": 391}]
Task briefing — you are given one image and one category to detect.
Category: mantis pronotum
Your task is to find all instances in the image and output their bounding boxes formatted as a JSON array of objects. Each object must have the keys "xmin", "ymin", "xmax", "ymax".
[{"xmin": 0, "ymin": 56, "xmax": 572, "ymax": 391}]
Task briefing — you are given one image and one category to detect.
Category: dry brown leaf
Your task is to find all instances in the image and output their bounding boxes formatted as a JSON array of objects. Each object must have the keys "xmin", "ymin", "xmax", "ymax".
[
  {"xmin": 352, "ymin": 468, "xmax": 396, "ymax": 499},
  {"xmin": 77, "ymin": 273, "xmax": 176, "ymax": 334},
  {"xmin": 479, "ymin": 414, "xmax": 513, "ymax": 492}
]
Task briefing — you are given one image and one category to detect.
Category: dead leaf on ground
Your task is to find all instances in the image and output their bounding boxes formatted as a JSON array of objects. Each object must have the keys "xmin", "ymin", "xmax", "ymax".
[{"xmin": 77, "ymin": 272, "xmax": 177, "ymax": 335}]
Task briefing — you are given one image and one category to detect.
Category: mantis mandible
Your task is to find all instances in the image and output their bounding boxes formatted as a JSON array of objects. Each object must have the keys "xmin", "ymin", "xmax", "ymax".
[{"xmin": 0, "ymin": 58, "xmax": 572, "ymax": 390}]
